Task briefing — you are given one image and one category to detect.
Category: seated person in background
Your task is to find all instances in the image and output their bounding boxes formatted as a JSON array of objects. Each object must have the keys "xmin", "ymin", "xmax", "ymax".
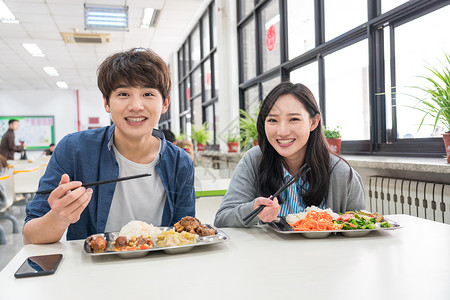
[
  {"xmin": 214, "ymin": 81, "xmax": 365, "ymax": 228},
  {"xmin": 44, "ymin": 143, "xmax": 55, "ymax": 156},
  {"xmin": 23, "ymin": 48, "xmax": 195, "ymax": 244},
  {"xmin": 176, "ymin": 139, "xmax": 196, "ymax": 167},
  {"xmin": 161, "ymin": 129, "xmax": 176, "ymax": 144}
]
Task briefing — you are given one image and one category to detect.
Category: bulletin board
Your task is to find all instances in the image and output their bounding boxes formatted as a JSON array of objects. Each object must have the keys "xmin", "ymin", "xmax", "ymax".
[{"xmin": 0, "ymin": 116, "xmax": 55, "ymax": 150}]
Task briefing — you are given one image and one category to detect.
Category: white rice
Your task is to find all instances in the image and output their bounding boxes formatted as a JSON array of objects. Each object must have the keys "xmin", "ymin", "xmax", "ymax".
[
  {"xmin": 119, "ymin": 220, "xmax": 162, "ymax": 242},
  {"xmin": 285, "ymin": 206, "xmax": 339, "ymax": 224}
]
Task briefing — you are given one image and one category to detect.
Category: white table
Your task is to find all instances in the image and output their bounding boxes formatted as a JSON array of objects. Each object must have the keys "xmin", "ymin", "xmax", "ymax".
[{"xmin": 1, "ymin": 215, "xmax": 449, "ymax": 300}]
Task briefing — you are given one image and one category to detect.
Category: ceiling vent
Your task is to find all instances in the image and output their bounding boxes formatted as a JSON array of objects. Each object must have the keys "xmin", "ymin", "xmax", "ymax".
[{"xmin": 61, "ymin": 32, "xmax": 111, "ymax": 44}]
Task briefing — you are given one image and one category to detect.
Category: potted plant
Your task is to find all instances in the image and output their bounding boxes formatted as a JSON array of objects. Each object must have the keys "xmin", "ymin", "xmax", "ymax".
[
  {"xmin": 191, "ymin": 123, "xmax": 210, "ymax": 151},
  {"xmin": 226, "ymin": 133, "xmax": 240, "ymax": 153},
  {"xmin": 324, "ymin": 126, "xmax": 342, "ymax": 154},
  {"xmin": 407, "ymin": 53, "xmax": 450, "ymax": 163},
  {"xmin": 239, "ymin": 109, "xmax": 258, "ymax": 150}
]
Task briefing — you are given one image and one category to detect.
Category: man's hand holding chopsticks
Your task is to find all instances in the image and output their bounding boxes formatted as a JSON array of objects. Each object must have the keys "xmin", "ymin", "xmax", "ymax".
[
  {"xmin": 48, "ymin": 174, "xmax": 93, "ymax": 225},
  {"xmin": 252, "ymin": 196, "xmax": 280, "ymax": 222}
]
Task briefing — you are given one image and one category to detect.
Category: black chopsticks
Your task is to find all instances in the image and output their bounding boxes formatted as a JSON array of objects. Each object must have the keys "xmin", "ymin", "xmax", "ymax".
[
  {"xmin": 36, "ymin": 173, "xmax": 152, "ymax": 195},
  {"xmin": 243, "ymin": 164, "xmax": 310, "ymax": 226}
]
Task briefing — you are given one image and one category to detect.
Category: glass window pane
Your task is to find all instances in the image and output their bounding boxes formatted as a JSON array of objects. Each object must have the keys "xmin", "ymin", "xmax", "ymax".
[
  {"xmin": 260, "ymin": 0, "xmax": 281, "ymax": 72},
  {"xmin": 241, "ymin": 18, "xmax": 256, "ymax": 82},
  {"xmin": 205, "ymin": 104, "xmax": 216, "ymax": 144},
  {"xmin": 178, "ymin": 50, "xmax": 184, "ymax": 79},
  {"xmin": 244, "ymin": 85, "xmax": 260, "ymax": 115},
  {"xmin": 202, "ymin": 13, "xmax": 210, "ymax": 56},
  {"xmin": 324, "ymin": 40, "xmax": 370, "ymax": 140},
  {"xmin": 261, "ymin": 76, "xmax": 281, "ymax": 99},
  {"xmin": 191, "ymin": 26, "xmax": 201, "ymax": 68},
  {"xmin": 212, "ymin": 3, "xmax": 217, "ymax": 48},
  {"xmin": 203, "ymin": 59, "xmax": 212, "ymax": 101},
  {"xmin": 179, "ymin": 81, "xmax": 185, "ymax": 112},
  {"xmin": 192, "ymin": 96, "xmax": 203, "ymax": 128},
  {"xmin": 213, "ymin": 54, "xmax": 218, "ymax": 98},
  {"xmin": 290, "ymin": 62, "xmax": 319, "ymax": 108},
  {"xmin": 381, "ymin": 0, "xmax": 408, "ymax": 14},
  {"xmin": 324, "ymin": 0, "xmax": 367, "ymax": 42},
  {"xmin": 394, "ymin": 6, "xmax": 450, "ymax": 139},
  {"xmin": 191, "ymin": 67, "xmax": 201, "ymax": 98},
  {"xmin": 184, "ymin": 42, "xmax": 189, "ymax": 74},
  {"xmin": 287, "ymin": 0, "xmax": 315, "ymax": 59},
  {"xmin": 240, "ymin": 0, "xmax": 254, "ymax": 20}
]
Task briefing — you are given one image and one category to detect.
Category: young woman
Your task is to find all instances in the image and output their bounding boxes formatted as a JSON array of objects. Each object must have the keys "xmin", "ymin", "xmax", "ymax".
[{"xmin": 214, "ymin": 82, "xmax": 365, "ymax": 227}]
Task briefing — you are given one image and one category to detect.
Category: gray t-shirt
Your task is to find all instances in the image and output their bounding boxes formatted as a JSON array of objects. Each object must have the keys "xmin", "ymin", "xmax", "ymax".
[
  {"xmin": 104, "ymin": 140, "xmax": 166, "ymax": 232},
  {"xmin": 214, "ymin": 146, "xmax": 366, "ymax": 227}
]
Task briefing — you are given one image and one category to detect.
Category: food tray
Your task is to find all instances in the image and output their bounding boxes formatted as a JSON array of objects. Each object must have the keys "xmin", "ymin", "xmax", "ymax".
[
  {"xmin": 84, "ymin": 226, "xmax": 229, "ymax": 258},
  {"xmin": 267, "ymin": 217, "xmax": 402, "ymax": 239}
]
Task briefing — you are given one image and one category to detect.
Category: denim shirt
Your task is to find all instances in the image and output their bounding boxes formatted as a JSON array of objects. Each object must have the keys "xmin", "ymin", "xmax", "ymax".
[{"xmin": 25, "ymin": 125, "xmax": 195, "ymax": 240}]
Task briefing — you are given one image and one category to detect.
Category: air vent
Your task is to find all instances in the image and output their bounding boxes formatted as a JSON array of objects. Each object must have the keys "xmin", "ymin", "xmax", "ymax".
[{"xmin": 61, "ymin": 32, "xmax": 111, "ymax": 44}]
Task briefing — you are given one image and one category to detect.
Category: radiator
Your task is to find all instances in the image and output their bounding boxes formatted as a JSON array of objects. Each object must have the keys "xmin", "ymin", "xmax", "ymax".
[{"xmin": 367, "ymin": 176, "xmax": 450, "ymax": 224}]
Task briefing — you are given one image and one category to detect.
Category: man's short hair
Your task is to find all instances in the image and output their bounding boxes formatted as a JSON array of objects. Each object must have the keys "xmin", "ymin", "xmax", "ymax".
[
  {"xmin": 8, "ymin": 119, "xmax": 19, "ymax": 125},
  {"xmin": 97, "ymin": 48, "xmax": 171, "ymax": 104}
]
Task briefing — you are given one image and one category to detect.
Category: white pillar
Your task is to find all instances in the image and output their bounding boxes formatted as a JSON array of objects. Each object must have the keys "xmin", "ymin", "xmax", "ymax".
[{"xmin": 215, "ymin": 0, "xmax": 240, "ymax": 152}]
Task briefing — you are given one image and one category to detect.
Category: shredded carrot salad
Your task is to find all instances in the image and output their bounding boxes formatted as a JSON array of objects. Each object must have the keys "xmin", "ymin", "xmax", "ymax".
[{"xmin": 290, "ymin": 211, "xmax": 339, "ymax": 231}]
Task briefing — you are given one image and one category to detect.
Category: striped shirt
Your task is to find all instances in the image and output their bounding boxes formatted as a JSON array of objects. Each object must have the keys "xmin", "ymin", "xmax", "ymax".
[{"xmin": 279, "ymin": 166, "xmax": 326, "ymax": 216}]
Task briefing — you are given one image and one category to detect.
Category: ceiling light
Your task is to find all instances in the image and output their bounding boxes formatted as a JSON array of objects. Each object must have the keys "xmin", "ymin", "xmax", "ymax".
[
  {"xmin": 43, "ymin": 67, "xmax": 59, "ymax": 77},
  {"xmin": 141, "ymin": 8, "xmax": 158, "ymax": 28},
  {"xmin": 22, "ymin": 43, "xmax": 45, "ymax": 57},
  {"xmin": 0, "ymin": 0, "xmax": 18, "ymax": 23},
  {"xmin": 56, "ymin": 81, "xmax": 68, "ymax": 89},
  {"xmin": 84, "ymin": 4, "xmax": 128, "ymax": 31}
]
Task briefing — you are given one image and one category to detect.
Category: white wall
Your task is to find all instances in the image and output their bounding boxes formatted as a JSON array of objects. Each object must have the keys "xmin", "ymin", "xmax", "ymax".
[{"xmin": 0, "ymin": 89, "xmax": 110, "ymax": 160}]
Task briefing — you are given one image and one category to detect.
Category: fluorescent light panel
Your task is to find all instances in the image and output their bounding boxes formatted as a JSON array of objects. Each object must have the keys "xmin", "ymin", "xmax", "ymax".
[
  {"xmin": 0, "ymin": 0, "xmax": 18, "ymax": 23},
  {"xmin": 56, "ymin": 81, "xmax": 68, "ymax": 89},
  {"xmin": 43, "ymin": 67, "xmax": 59, "ymax": 77},
  {"xmin": 22, "ymin": 43, "xmax": 45, "ymax": 57},
  {"xmin": 85, "ymin": 4, "xmax": 128, "ymax": 30},
  {"xmin": 141, "ymin": 8, "xmax": 157, "ymax": 28}
]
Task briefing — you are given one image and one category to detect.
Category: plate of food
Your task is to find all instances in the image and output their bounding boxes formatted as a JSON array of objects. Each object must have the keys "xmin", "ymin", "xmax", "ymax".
[
  {"xmin": 268, "ymin": 206, "xmax": 401, "ymax": 239},
  {"xmin": 84, "ymin": 217, "xmax": 229, "ymax": 258}
]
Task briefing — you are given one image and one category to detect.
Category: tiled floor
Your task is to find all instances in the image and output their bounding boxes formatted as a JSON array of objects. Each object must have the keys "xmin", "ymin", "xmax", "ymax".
[{"xmin": 0, "ymin": 205, "xmax": 25, "ymax": 271}]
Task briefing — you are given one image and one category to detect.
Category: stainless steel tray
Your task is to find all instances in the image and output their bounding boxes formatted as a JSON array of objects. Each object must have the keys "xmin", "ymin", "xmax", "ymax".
[
  {"xmin": 84, "ymin": 226, "xmax": 229, "ymax": 258},
  {"xmin": 267, "ymin": 216, "xmax": 402, "ymax": 239}
]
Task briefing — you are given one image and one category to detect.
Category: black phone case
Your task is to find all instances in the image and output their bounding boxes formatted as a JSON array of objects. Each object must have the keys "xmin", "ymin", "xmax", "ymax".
[{"xmin": 14, "ymin": 254, "xmax": 63, "ymax": 278}]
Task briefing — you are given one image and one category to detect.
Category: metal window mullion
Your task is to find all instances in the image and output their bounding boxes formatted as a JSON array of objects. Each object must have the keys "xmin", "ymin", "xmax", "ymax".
[
  {"xmin": 389, "ymin": 24, "xmax": 398, "ymax": 143},
  {"xmin": 255, "ymin": 6, "xmax": 262, "ymax": 77},
  {"xmin": 315, "ymin": 0, "xmax": 326, "ymax": 125},
  {"xmin": 279, "ymin": 0, "xmax": 288, "ymax": 64}
]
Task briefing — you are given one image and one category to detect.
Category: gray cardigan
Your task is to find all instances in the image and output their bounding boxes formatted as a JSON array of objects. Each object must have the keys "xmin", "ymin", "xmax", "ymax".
[{"xmin": 214, "ymin": 147, "xmax": 366, "ymax": 227}]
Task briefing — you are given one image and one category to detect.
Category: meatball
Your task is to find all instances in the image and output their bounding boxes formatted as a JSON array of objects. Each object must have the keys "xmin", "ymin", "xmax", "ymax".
[{"xmin": 115, "ymin": 236, "xmax": 128, "ymax": 248}]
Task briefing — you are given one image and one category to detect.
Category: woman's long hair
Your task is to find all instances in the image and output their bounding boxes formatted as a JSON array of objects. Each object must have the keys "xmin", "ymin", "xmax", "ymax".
[{"xmin": 256, "ymin": 81, "xmax": 331, "ymax": 206}]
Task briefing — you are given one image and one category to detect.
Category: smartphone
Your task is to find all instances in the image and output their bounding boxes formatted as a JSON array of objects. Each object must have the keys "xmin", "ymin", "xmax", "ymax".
[{"xmin": 14, "ymin": 254, "xmax": 63, "ymax": 278}]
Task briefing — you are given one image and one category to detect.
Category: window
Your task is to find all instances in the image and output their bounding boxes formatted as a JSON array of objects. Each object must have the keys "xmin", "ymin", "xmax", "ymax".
[
  {"xmin": 290, "ymin": 62, "xmax": 319, "ymax": 106},
  {"xmin": 324, "ymin": 0, "xmax": 367, "ymax": 42},
  {"xmin": 324, "ymin": 40, "xmax": 369, "ymax": 140},
  {"xmin": 173, "ymin": 2, "xmax": 218, "ymax": 146},
  {"xmin": 390, "ymin": 6, "xmax": 450, "ymax": 139},
  {"xmin": 287, "ymin": 0, "xmax": 315, "ymax": 60},
  {"xmin": 260, "ymin": 0, "xmax": 281, "ymax": 72},
  {"xmin": 237, "ymin": 0, "xmax": 449, "ymax": 157},
  {"xmin": 241, "ymin": 18, "xmax": 256, "ymax": 82}
]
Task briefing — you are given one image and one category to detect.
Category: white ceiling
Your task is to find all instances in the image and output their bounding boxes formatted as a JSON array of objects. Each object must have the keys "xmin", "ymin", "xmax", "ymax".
[{"xmin": 0, "ymin": 0, "xmax": 208, "ymax": 91}]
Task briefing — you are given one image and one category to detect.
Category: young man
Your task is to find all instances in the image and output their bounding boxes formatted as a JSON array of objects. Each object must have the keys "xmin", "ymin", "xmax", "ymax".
[
  {"xmin": 0, "ymin": 119, "xmax": 25, "ymax": 160},
  {"xmin": 23, "ymin": 48, "xmax": 195, "ymax": 244}
]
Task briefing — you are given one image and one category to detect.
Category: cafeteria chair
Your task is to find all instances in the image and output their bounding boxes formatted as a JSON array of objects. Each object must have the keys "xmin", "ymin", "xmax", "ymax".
[
  {"xmin": 0, "ymin": 169, "xmax": 19, "ymax": 244},
  {"xmin": 12, "ymin": 162, "xmax": 42, "ymax": 203}
]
